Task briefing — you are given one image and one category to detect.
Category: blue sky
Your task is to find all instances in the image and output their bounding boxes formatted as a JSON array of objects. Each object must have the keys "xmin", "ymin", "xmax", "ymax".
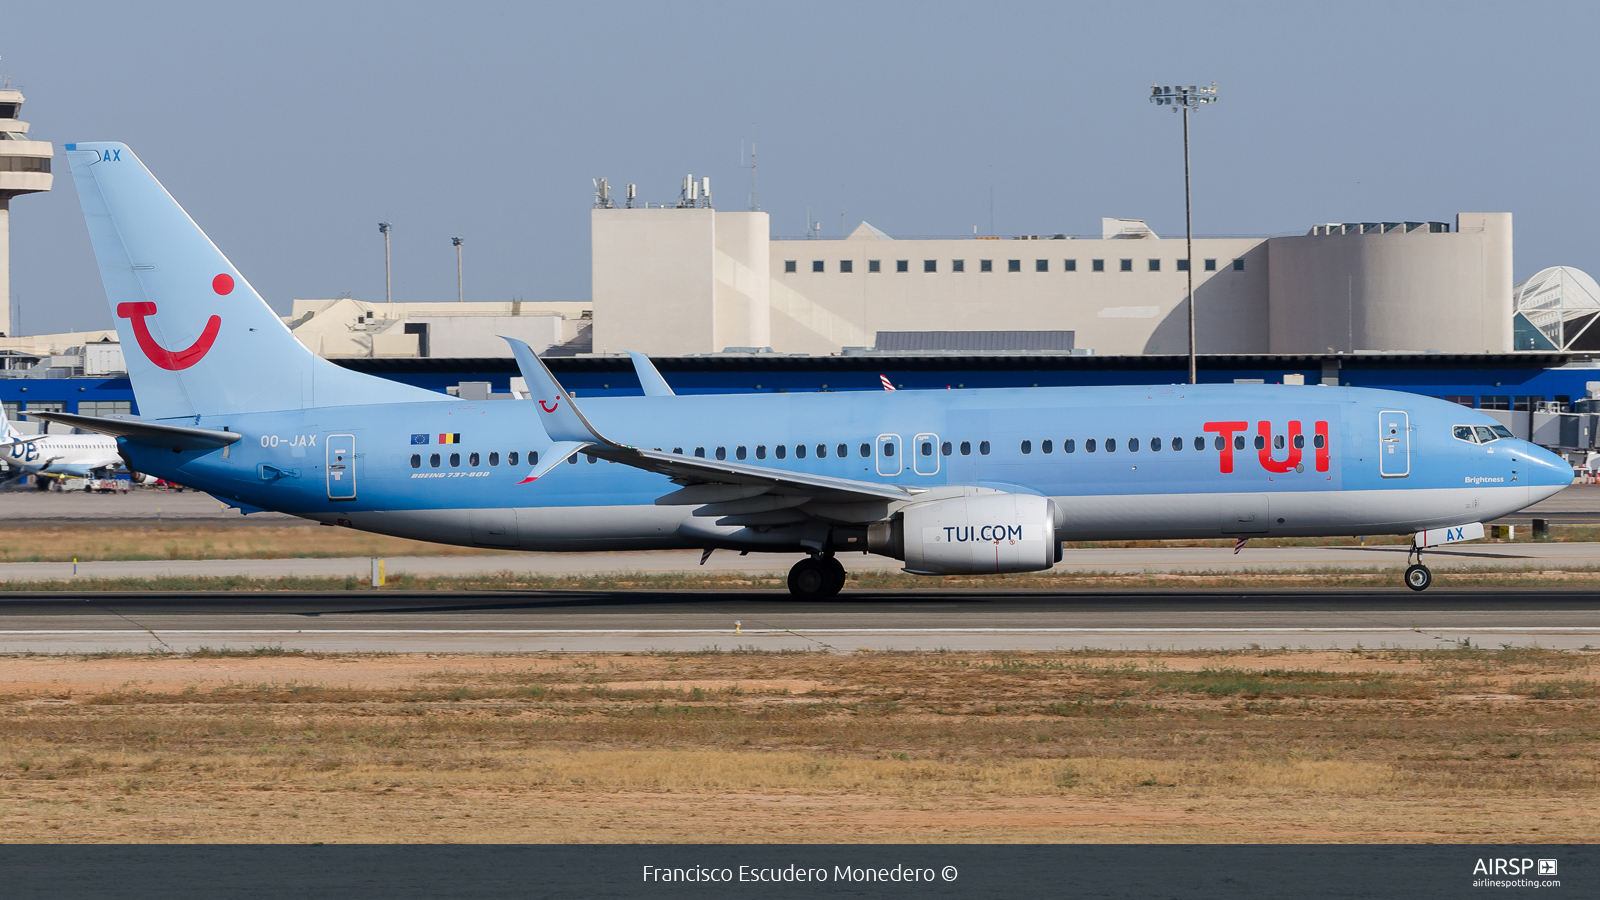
[{"xmin": 6, "ymin": 1, "xmax": 1598, "ymax": 333}]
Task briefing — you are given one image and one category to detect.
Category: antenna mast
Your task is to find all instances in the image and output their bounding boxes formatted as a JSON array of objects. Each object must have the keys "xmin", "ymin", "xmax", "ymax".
[{"xmin": 742, "ymin": 139, "xmax": 759, "ymax": 211}]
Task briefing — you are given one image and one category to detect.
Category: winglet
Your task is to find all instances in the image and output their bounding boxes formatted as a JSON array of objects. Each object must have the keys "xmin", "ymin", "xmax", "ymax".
[
  {"xmin": 515, "ymin": 440, "xmax": 594, "ymax": 484},
  {"xmin": 627, "ymin": 351, "xmax": 676, "ymax": 397},
  {"xmin": 502, "ymin": 336, "xmax": 617, "ymax": 446}
]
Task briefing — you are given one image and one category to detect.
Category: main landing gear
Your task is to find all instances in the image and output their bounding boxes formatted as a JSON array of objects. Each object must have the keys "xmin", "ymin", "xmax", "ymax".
[
  {"xmin": 788, "ymin": 554, "xmax": 847, "ymax": 600},
  {"xmin": 1404, "ymin": 542, "xmax": 1432, "ymax": 592}
]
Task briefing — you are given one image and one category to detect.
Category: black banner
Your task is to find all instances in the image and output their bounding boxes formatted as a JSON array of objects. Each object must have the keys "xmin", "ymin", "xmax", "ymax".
[{"xmin": 2, "ymin": 845, "xmax": 1592, "ymax": 899}]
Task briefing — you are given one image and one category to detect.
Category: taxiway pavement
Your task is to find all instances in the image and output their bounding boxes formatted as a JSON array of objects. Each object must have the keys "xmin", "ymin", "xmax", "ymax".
[{"xmin": 2, "ymin": 589, "xmax": 1597, "ymax": 653}]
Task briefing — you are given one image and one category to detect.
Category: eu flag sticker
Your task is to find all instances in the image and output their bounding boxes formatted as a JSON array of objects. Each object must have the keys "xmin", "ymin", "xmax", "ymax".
[{"xmin": 411, "ymin": 434, "xmax": 430, "ymax": 445}]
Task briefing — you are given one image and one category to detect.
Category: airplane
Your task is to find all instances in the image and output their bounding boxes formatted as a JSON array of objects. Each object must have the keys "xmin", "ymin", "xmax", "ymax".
[
  {"xmin": 34, "ymin": 141, "xmax": 1572, "ymax": 597},
  {"xmin": 1, "ymin": 402, "xmax": 125, "ymax": 486}
]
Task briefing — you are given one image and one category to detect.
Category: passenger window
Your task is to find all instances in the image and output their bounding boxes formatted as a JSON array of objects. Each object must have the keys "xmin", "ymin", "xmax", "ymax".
[
  {"xmin": 1292, "ymin": 435, "xmax": 1303, "ymax": 449},
  {"xmin": 1128, "ymin": 437, "xmax": 1139, "ymax": 452},
  {"xmin": 1042, "ymin": 439, "xmax": 1053, "ymax": 454},
  {"xmin": 921, "ymin": 440, "xmax": 933, "ymax": 457},
  {"xmin": 817, "ymin": 444, "xmax": 827, "ymax": 458},
  {"xmin": 941, "ymin": 441, "xmax": 952, "ymax": 456},
  {"xmin": 756, "ymin": 445, "xmax": 766, "ymax": 459},
  {"xmin": 736, "ymin": 446, "xmax": 746, "ymax": 460},
  {"xmin": 859, "ymin": 443, "xmax": 871, "ymax": 457},
  {"xmin": 1233, "ymin": 435, "xmax": 1244, "ymax": 450},
  {"xmin": 1020, "ymin": 440, "xmax": 1032, "ymax": 454},
  {"xmin": 715, "ymin": 447, "xmax": 726, "ymax": 460},
  {"xmin": 672, "ymin": 447, "xmax": 683, "ymax": 455},
  {"xmin": 568, "ymin": 454, "xmax": 578, "ymax": 464},
  {"xmin": 1086, "ymin": 439, "xmax": 1096, "ymax": 453},
  {"xmin": 489, "ymin": 452, "xmax": 499, "ymax": 466},
  {"xmin": 1314, "ymin": 434, "xmax": 1326, "ymax": 449},
  {"xmin": 588, "ymin": 454, "xmax": 598, "ymax": 464},
  {"xmin": 1254, "ymin": 435, "xmax": 1266, "ymax": 450},
  {"xmin": 1172, "ymin": 436, "xmax": 1182, "ymax": 451},
  {"xmin": 1150, "ymin": 437, "xmax": 1161, "ymax": 451},
  {"xmin": 979, "ymin": 441, "xmax": 990, "ymax": 455},
  {"xmin": 796, "ymin": 444, "xmax": 808, "ymax": 459},
  {"xmin": 410, "ymin": 454, "xmax": 421, "ymax": 468},
  {"xmin": 449, "ymin": 452, "xmax": 461, "ymax": 467},
  {"xmin": 837, "ymin": 444, "xmax": 847, "ymax": 457},
  {"xmin": 1274, "ymin": 435, "xmax": 1284, "ymax": 450},
  {"xmin": 1064, "ymin": 439, "xmax": 1075, "ymax": 453},
  {"xmin": 469, "ymin": 452, "xmax": 480, "ymax": 466},
  {"xmin": 528, "ymin": 451, "xmax": 537, "ymax": 465},
  {"xmin": 1474, "ymin": 426, "xmax": 1497, "ymax": 443},
  {"xmin": 1105, "ymin": 438, "xmax": 1116, "ymax": 452},
  {"xmin": 430, "ymin": 453, "xmax": 441, "ymax": 467},
  {"xmin": 960, "ymin": 441, "xmax": 971, "ymax": 455},
  {"xmin": 694, "ymin": 447, "xmax": 706, "ymax": 458},
  {"xmin": 1453, "ymin": 425, "xmax": 1476, "ymax": 442},
  {"xmin": 776, "ymin": 445, "xmax": 787, "ymax": 459}
]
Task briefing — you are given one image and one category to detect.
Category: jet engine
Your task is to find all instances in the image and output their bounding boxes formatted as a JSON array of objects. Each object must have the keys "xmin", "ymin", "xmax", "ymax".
[{"xmin": 868, "ymin": 492, "xmax": 1059, "ymax": 575}]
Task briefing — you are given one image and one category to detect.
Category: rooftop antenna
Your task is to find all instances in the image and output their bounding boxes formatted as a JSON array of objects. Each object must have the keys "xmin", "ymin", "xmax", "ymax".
[
  {"xmin": 741, "ymin": 137, "xmax": 759, "ymax": 211},
  {"xmin": 701, "ymin": 176, "xmax": 712, "ymax": 210},
  {"xmin": 625, "ymin": 183, "xmax": 636, "ymax": 209},
  {"xmin": 840, "ymin": 185, "xmax": 845, "ymax": 238},
  {"xmin": 592, "ymin": 177, "xmax": 613, "ymax": 209}
]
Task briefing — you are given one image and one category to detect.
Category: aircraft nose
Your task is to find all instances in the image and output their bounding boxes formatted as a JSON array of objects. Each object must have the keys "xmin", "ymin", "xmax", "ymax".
[{"xmin": 1524, "ymin": 441, "xmax": 1573, "ymax": 487}]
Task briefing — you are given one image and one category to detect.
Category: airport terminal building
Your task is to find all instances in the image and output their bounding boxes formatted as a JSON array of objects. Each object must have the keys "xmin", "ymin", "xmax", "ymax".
[{"xmin": 593, "ymin": 208, "xmax": 1514, "ymax": 358}]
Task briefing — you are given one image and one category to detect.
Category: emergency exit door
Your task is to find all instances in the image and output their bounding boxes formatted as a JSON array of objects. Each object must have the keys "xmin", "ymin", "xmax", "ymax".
[
  {"xmin": 326, "ymin": 434, "xmax": 357, "ymax": 499},
  {"xmin": 1378, "ymin": 411, "xmax": 1409, "ymax": 478}
]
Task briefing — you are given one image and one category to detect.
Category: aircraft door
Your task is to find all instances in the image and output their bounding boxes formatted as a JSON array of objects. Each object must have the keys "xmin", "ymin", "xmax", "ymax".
[
  {"xmin": 1378, "ymin": 411, "xmax": 1410, "ymax": 478},
  {"xmin": 876, "ymin": 434, "xmax": 902, "ymax": 476},
  {"xmin": 326, "ymin": 434, "xmax": 357, "ymax": 499},
  {"xmin": 913, "ymin": 433, "xmax": 940, "ymax": 476}
]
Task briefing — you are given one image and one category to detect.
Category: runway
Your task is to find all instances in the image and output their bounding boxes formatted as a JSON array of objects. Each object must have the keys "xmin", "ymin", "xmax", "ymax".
[{"xmin": 3, "ymin": 589, "xmax": 1599, "ymax": 652}]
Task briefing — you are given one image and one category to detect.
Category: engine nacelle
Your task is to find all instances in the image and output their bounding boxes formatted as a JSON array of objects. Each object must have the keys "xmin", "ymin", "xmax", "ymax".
[{"xmin": 871, "ymin": 492, "xmax": 1058, "ymax": 575}]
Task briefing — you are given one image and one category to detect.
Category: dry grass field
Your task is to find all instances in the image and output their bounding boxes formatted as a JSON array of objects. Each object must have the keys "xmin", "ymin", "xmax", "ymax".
[
  {"xmin": 0, "ymin": 524, "xmax": 509, "ymax": 563},
  {"xmin": 2, "ymin": 648, "xmax": 1597, "ymax": 843}
]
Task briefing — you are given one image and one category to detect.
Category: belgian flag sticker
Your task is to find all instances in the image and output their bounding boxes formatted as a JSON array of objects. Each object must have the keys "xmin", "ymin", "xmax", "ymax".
[{"xmin": 439, "ymin": 433, "xmax": 462, "ymax": 444}]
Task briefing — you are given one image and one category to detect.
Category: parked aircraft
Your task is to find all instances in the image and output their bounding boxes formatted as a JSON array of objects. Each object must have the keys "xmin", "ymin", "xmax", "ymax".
[
  {"xmin": 38, "ymin": 142, "xmax": 1572, "ymax": 595},
  {"xmin": 1, "ymin": 403, "xmax": 124, "ymax": 485}
]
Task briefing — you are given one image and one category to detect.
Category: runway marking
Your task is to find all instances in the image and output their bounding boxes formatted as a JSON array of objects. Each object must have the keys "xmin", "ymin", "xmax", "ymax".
[{"xmin": 4, "ymin": 627, "xmax": 1600, "ymax": 635}]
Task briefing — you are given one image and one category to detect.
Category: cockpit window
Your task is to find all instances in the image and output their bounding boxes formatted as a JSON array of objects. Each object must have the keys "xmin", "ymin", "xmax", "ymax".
[
  {"xmin": 1453, "ymin": 425, "xmax": 1476, "ymax": 443},
  {"xmin": 1490, "ymin": 425, "xmax": 1514, "ymax": 439},
  {"xmin": 1473, "ymin": 426, "xmax": 1498, "ymax": 443}
]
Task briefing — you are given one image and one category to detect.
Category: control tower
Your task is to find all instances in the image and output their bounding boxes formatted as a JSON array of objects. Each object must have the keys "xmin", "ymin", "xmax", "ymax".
[{"xmin": 0, "ymin": 84, "xmax": 53, "ymax": 337}]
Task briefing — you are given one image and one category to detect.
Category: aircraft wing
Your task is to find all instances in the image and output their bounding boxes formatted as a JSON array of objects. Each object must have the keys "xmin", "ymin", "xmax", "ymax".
[
  {"xmin": 26, "ymin": 412, "xmax": 241, "ymax": 451},
  {"xmin": 504, "ymin": 337, "xmax": 915, "ymax": 517}
]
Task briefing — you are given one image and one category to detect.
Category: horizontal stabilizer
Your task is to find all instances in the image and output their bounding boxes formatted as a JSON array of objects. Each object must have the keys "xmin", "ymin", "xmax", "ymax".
[{"xmin": 27, "ymin": 412, "xmax": 241, "ymax": 451}]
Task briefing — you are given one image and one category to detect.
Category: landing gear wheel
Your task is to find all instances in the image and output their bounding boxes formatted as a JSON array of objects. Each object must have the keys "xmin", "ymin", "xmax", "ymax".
[
  {"xmin": 1404, "ymin": 564, "xmax": 1432, "ymax": 592},
  {"xmin": 788, "ymin": 557, "xmax": 841, "ymax": 600},
  {"xmin": 821, "ymin": 555, "xmax": 847, "ymax": 595}
]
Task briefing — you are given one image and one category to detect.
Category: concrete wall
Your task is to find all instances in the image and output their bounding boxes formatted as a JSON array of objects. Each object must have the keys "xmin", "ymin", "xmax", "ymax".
[
  {"xmin": 1266, "ymin": 214, "xmax": 1514, "ymax": 353},
  {"xmin": 769, "ymin": 235, "xmax": 1269, "ymax": 356},
  {"xmin": 592, "ymin": 208, "xmax": 770, "ymax": 355}
]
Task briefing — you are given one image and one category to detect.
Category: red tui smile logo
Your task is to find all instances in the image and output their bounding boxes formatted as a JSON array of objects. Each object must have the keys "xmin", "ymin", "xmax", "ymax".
[
  {"xmin": 115, "ymin": 274, "xmax": 230, "ymax": 371},
  {"xmin": 538, "ymin": 399, "xmax": 560, "ymax": 413}
]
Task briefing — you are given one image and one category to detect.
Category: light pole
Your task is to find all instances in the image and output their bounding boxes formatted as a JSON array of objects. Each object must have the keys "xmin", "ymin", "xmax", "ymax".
[
  {"xmin": 1149, "ymin": 83, "xmax": 1218, "ymax": 385},
  {"xmin": 452, "ymin": 236, "xmax": 464, "ymax": 302},
  {"xmin": 378, "ymin": 222, "xmax": 393, "ymax": 315}
]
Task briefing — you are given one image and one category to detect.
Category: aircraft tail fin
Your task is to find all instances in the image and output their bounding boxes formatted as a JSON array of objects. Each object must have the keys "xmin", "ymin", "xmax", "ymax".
[
  {"xmin": 0, "ymin": 401, "xmax": 19, "ymax": 440},
  {"xmin": 64, "ymin": 142, "xmax": 438, "ymax": 421}
]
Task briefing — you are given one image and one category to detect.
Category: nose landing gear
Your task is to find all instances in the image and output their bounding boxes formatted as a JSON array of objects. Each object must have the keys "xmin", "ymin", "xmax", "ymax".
[
  {"xmin": 1404, "ymin": 542, "xmax": 1432, "ymax": 592},
  {"xmin": 788, "ymin": 553, "xmax": 847, "ymax": 600}
]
